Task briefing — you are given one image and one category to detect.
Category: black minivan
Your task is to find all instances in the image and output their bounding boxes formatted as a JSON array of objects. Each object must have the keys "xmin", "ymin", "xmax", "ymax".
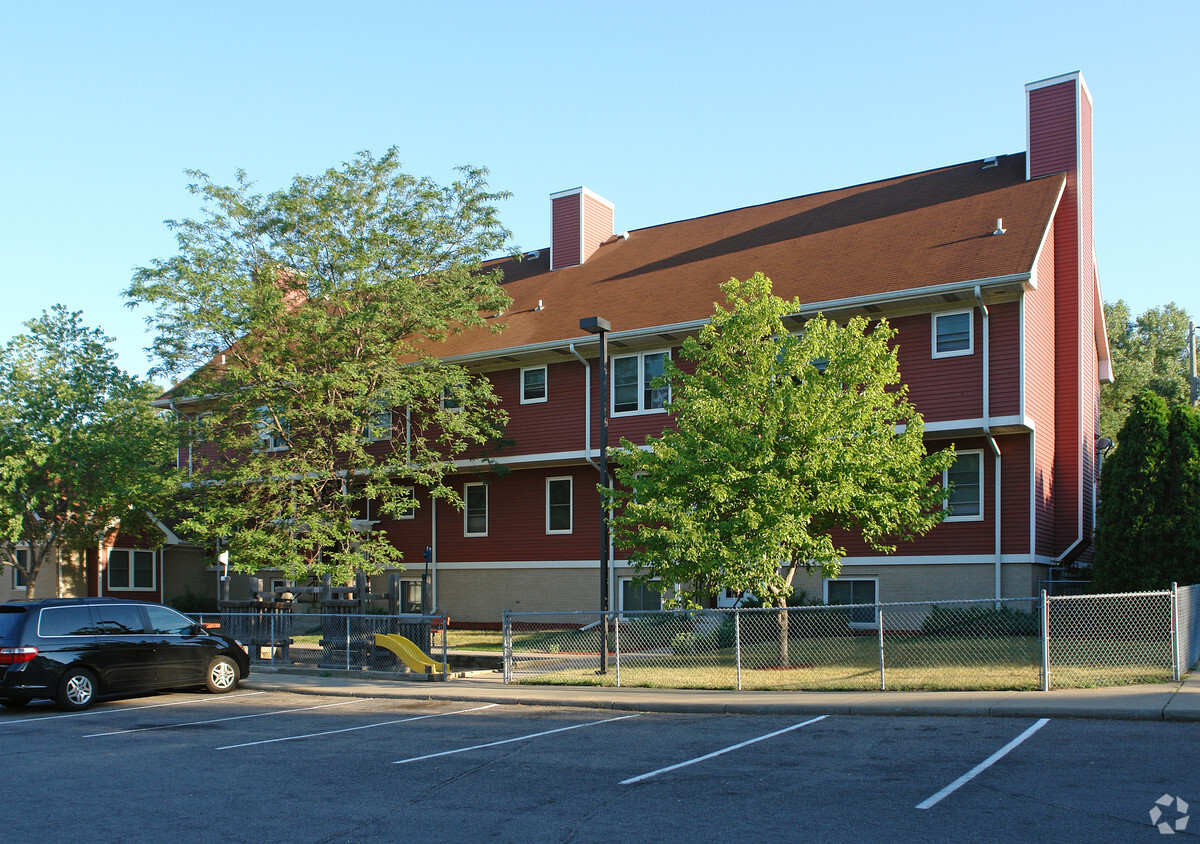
[{"xmin": 0, "ymin": 597, "xmax": 250, "ymax": 711}]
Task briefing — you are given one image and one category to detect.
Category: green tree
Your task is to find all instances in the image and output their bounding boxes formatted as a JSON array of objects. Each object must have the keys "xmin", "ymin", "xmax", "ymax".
[
  {"xmin": 604, "ymin": 274, "xmax": 954, "ymax": 662},
  {"xmin": 125, "ymin": 149, "xmax": 513, "ymax": 582},
  {"xmin": 0, "ymin": 306, "xmax": 178, "ymax": 599},
  {"xmin": 1093, "ymin": 392, "xmax": 1200, "ymax": 591},
  {"xmin": 1101, "ymin": 300, "xmax": 1193, "ymax": 439}
]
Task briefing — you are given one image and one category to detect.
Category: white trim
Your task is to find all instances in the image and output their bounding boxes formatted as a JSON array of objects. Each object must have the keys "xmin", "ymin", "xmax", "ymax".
[
  {"xmin": 836, "ymin": 555, "xmax": 1049, "ymax": 566},
  {"xmin": 437, "ymin": 559, "xmax": 604, "ymax": 570},
  {"xmin": 618, "ymin": 577, "xmax": 663, "ymax": 613},
  {"xmin": 611, "ymin": 348, "xmax": 671, "ymax": 417},
  {"xmin": 520, "ymin": 364, "xmax": 548, "ymax": 404},
  {"xmin": 463, "ymin": 482, "xmax": 488, "ymax": 537},
  {"xmin": 397, "ymin": 486, "xmax": 416, "ymax": 520},
  {"xmin": 1018, "ymin": 296, "xmax": 1027, "ymax": 421},
  {"xmin": 1029, "ymin": 431, "xmax": 1038, "ymax": 560},
  {"xmin": 932, "ymin": 309, "xmax": 974, "ymax": 359},
  {"xmin": 545, "ymin": 476, "xmax": 573, "ymax": 535},
  {"xmin": 107, "ymin": 547, "xmax": 157, "ymax": 592},
  {"xmin": 944, "ymin": 449, "xmax": 985, "ymax": 522}
]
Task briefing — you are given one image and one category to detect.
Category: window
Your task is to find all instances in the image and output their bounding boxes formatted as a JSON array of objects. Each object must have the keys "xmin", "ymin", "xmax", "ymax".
[
  {"xmin": 363, "ymin": 408, "xmax": 392, "ymax": 442},
  {"xmin": 621, "ymin": 579, "xmax": 662, "ymax": 613},
  {"xmin": 92, "ymin": 603, "xmax": 146, "ymax": 635},
  {"xmin": 11, "ymin": 548, "xmax": 27, "ymax": 591},
  {"xmin": 613, "ymin": 350, "xmax": 669, "ymax": 415},
  {"xmin": 944, "ymin": 450, "xmax": 983, "ymax": 521},
  {"xmin": 546, "ymin": 477, "xmax": 572, "ymax": 534},
  {"xmin": 442, "ymin": 386, "xmax": 463, "ymax": 411},
  {"xmin": 255, "ymin": 407, "xmax": 289, "ymax": 451},
  {"xmin": 108, "ymin": 548, "xmax": 156, "ymax": 591},
  {"xmin": 521, "ymin": 365, "xmax": 547, "ymax": 404},
  {"xmin": 146, "ymin": 605, "xmax": 195, "ymax": 636},
  {"xmin": 38, "ymin": 606, "xmax": 97, "ymax": 637},
  {"xmin": 464, "ymin": 482, "xmax": 488, "ymax": 536},
  {"xmin": 824, "ymin": 578, "xmax": 877, "ymax": 625},
  {"xmin": 400, "ymin": 580, "xmax": 423, "ymax": 614},
  {"xmin": 933, "ymin": 310, "xmax": 973, "ymax": 358},
  {"xmin": 397, "ymin": 487, "xmax": 416, "ymax": 520}
]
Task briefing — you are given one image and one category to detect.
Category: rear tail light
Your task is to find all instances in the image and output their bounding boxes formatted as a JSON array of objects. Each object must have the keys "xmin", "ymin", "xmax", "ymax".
[{"xmin": 0, "ymin": 647, "xmax": 38, "ymax": 665}]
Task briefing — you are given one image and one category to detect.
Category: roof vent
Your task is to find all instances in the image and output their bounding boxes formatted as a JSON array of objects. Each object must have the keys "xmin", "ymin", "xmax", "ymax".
[
  {"xmin": 993, "ymin": 218, "xmax": 1007, "ymax": 236},
  {"xmin": 982, "ymin": 156, "xmax": 999, "ymax": 169}
]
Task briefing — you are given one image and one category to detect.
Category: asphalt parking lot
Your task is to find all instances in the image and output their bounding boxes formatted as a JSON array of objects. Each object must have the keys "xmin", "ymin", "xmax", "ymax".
[{"xmin": 1, "ymin": 690, "xmax": 1196, "ymax": 843}]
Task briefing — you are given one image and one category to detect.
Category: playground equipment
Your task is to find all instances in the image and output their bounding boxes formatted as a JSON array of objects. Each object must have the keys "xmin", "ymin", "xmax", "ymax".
[{"xmin": 374, "ymin": 633, "xmax": 448, "ymax": 676}]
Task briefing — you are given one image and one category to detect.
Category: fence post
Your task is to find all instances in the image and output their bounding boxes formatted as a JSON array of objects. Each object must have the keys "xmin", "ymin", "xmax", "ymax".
[
  {"xmin": 1171, "ymin": 582, "xmax": 1180, "ymax": 683},
  {"xmin": 502, "ymin": 610, "xmax": 512, "ymax": 684},
  {"xmin": 735, "ymin": 610, "xmax": 742, "ymax": 692},
  {"xmin": 270, "ymin": 613, "xmax": 276, "ymax": 668},
  {"xmin": 1040, "ymin": 589, "xmax": 1050, "ymax": 692},
  {"xmin": 345, "ymin": 616, "xmax": 351, "ymax": 672},
  {"xmin": 614, "ymin": 612, "xmax": 621, "ymax": 687},
  {"xmin": 877, "ymin": 606, "xmax": 886, "ymax": 692}
]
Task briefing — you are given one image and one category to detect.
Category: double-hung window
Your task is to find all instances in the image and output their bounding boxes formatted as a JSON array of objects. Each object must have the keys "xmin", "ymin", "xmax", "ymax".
[
  {"xmin": 464, "ymin": 482, "xmax": 488, "ymax": 536},
  {"xmin": 824, "ymin": 578, "xmax": 877, "ymax": 625},
  {"xmin": 546, "ymin": 477, "xmax": 572, "ymax": 534},
  {"xmin": 612, "ymin": 350, "xmax": 669, "ymax": 415},
  {"xmin": 521, "ymin": 365, "xmax": 547, "ymax": 404},
  {"xmin": 255, "ymin": 407, "xmax": 289, "ymax": 451},
  {"xmin": 621, "ymin": 579, "xmax": 662, "ymax": 613},
  {"xmin": 363, "ymin": 407, "xmax": 393, "ymax": 442},
  {"xmin": 108, "ymin": 548, "xmax": 155, "ymax": 591},
  {"xmin": 11, "ymin": 548, "xmax": 28, "ymax": 591},
  {"xmin": 933, "ymin": 309, "xmax": 973, "ymax": 358},
  {"xmin": 944, "ymin": 450, "xmax": 983, "ymax": 521}
]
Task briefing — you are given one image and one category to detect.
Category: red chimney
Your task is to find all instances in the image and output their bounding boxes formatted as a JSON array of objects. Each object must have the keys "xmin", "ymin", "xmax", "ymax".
[{"xmin": 550, "ymin": 187, "xmax": 614, "ymax": 270}]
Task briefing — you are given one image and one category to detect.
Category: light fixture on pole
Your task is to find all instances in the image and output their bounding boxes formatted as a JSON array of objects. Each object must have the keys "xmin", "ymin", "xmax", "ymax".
[{"xmin": 580, "ymin": 316, "xmax": 611, "ymax": 674}]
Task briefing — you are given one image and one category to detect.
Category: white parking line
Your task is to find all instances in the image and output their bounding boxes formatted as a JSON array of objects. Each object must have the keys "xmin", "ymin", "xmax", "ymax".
[
  {"xmin": 916, "ymin": 718, "xmax": 1050, "ymax": 810},
  {"xmin": 619, "ymin": 715, "xmax": 828, "ymax": 785},
  {"xmin": 217, "ymin": 703, "xmax": 499, "ymax": 750},
  {"xmin": 82, "ymin": 699, "xmax": 366, "ymax": 737},
  {"xmin": 0, "ymin": 692, "xmax": 266, "ymax": 725},
  {"xmin": 392, "ymin": 713, "xmax": 644, "ymax": 766}
]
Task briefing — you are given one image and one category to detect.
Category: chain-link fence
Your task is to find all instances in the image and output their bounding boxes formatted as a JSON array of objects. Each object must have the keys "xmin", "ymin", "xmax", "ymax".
[
  {"xmin": 503, "ymin": 585, "xmax": 1199, "ymax": 691},
  {"xmin": 192, "ymin": 612, "xmax": 448, "ymax": 675}
]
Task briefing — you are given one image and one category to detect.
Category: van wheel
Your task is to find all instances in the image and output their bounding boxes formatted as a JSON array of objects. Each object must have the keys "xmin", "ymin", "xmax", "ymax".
[
  {"xmin": 57, "ymin": 667, "xmax": 98, "ymax": 711},
  {"xmin": 206, "ymin": 656, "xmax": 240, "ymax": 693}
]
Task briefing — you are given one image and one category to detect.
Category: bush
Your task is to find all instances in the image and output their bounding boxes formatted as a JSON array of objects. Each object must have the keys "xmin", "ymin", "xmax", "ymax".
[
  {"xmin": 621, "ymin": 613, "xmax": 683, "ymax": 650},
  {"xmin": 669, "ymin": 613, "xmax": 735, "ymax": 655},
  {"xmin": 169, "ymin": 588, "xmax": 217, "ymax": 614},
  {"xmin": 921, "ymin": 605, "xmax": 1038, "ymax": 637}
]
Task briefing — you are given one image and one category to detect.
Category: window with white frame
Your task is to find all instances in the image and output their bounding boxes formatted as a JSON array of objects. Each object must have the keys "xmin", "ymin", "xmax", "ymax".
[
  {"xmin": 546, "ymin": 476, "xmax": 572, "ymax": 534},
  {"xmin": 824, "ymin": 578, "xmax": 877, "ymax": 625},
  {"xmin": 612, "ymin": 350, "xmax": 669, "ymax": 415},
  {"xmin": 397, "ymin": 487, "xmax": 416, "ymax": 520},
  {"xmin": 363, "ymin": 407, "xmax": 392, "ymax": 442},
  {"xmin": 933, "ymin": 309, "xmax": 973, "ymax": 358},
  {"xmin": 108, "ymin": 548, "xmax": 155, "ymax": 591},
  {"xmin": 521, "ymin": 365, "xmax": 547, "ymax": 404},
  {"xmin": 464, "ymin": 482, "xmax": 487, "ymax": 536},
  {"xmin": 621, "ymin": 578, "xmax": 662, "ymax": 613},
  {"xmin": 254, "ymin": 406, "xmax": 289, "ymax": 451},
  {"xmin": 400, "ymin": 580, "xmax": 423, "ymax": 614},
  {"xmin": 944, "ymin": 450, "xmax": 983, "ymax": 520},
  {"xmin": 11, "ymin": 548, "xmax": 28, "ymax": 590},
  {"xmin": 441, "ymin": 386, "xmax": 462, "ymax": 411}
]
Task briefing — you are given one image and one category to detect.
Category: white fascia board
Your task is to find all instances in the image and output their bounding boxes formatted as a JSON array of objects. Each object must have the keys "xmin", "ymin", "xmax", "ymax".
[
  {"xmin": 1025, "ymin": 70, "xmax": 1084, "ymax": 94},
  {"xmin": 793, "ymin": 273, "xmax": 1032, "ymax": 318},
  {"xmin": 898, "ymin": 415, "xmax": 1032, "ymax": 436},
  {"xmin": 837, "ymin": 554, "xmax": 1041, "ymax": 566}
]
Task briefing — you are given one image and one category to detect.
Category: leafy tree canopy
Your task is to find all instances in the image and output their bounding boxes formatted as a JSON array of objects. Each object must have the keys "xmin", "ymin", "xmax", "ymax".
[
  {"xmin": 1101, "ymin": 300, "xmax": 1193, "ymax": 439},
  {"xmin": 0, "ymin": 306, "xmax": 178, "ymax": 599},
  {"xmin": 604, "ymin": 273, "xmax": 955, "ymax": 609},
  {"xmin": 125, "ymin": 149, "xmax": 514, "ymax": 581}
]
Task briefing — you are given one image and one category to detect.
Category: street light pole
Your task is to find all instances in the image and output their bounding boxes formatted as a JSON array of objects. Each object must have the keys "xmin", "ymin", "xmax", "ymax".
[{"xmin": 580, "ymin": 316, "xmax": 611, "ymax": 674}]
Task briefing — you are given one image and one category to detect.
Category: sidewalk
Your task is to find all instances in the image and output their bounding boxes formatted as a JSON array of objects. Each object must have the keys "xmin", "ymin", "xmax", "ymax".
[{"xmin": 243, "ymin": 668, "xmax": 1200, "ymax": 722}]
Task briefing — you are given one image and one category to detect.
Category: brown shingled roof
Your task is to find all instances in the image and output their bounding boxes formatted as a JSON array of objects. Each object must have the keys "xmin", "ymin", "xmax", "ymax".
[{"xmin": 436, "ymin": 153, "xmax": 1064, "ymax": 359}]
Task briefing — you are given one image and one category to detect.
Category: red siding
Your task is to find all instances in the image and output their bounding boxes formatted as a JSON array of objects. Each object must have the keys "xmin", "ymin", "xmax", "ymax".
[
  {"xmin": 1027, "ymin": 220, "xmax": 1058, "ymax": 557},
  {"xmin": 1028, "ymin": 81, "xmax": 1079, "ymax": 179},
  {"xmin": 494, "ymin": 361, "xmax": 589, "ymax": 455},
  {"xmin": 581, "ymin": 192, "xmax": 613, "ymax": 264},
  {"xmin": 551, "ymin": 193, "xmax": 580, "ymax": 269},
  {"xmin": 988, "ymin": 300, "xmax": 1021, "ymax": 417},
  {"xmin": 894, "ymin": 311, "xmax": 983, "ymax": 422}
]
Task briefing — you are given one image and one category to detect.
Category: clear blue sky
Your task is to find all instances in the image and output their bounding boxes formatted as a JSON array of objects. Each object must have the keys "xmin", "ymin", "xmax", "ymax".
[{"xmin": 2, "ymin": 1, "xmax": 1196, "ymax": 381}]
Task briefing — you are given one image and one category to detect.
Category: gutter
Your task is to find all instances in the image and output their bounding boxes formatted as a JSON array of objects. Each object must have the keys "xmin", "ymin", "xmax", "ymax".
[
  {"xmin": 975, "ymin": 286, "xmax": 1003, "ymax": 605},
  {"xmin": 568, "ymin": 343, "xmax": 601, "ymax": 472}
]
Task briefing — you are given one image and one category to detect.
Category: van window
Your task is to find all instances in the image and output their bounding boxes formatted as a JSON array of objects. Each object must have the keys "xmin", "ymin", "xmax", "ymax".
[
  {"xmin": 92, "ymin": 604, "xmax": 146, "ymax": 635},
  {"xmin": 38, "ymin": 606, "xmax": 97, "ymax": 637},
  {"xmin": 0, "ymin": 606, "xmax": 26, "ymax": 639}
]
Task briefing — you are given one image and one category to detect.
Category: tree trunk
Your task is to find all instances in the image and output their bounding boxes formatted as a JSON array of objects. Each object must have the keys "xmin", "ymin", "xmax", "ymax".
[{"xmin": 775, "ymin": 595, "xmax": 789, "ymax": 667}]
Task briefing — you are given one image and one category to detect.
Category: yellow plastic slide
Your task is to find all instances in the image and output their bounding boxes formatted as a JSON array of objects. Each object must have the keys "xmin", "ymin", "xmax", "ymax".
[{"xmin": 374, "ymin": 633, "xmax": 448, "ymax": 675}]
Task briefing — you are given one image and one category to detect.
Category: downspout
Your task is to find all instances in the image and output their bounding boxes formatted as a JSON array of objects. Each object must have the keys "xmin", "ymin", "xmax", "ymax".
[
  {"xmin": 430, "ymin": 489, "xmax": 437, "ymax": 612},
  {"xmin": 569, "ymin": 343, "xmax": 601, "ymax": 472},
  {"xmin": 975, "ymin": 286, "xmax": 1003, "ymax": 604}
]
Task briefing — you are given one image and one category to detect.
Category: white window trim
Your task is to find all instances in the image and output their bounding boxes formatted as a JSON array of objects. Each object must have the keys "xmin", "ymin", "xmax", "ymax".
[
  {"xmin": 932, "ymin": 309, "xmax": 974, "ymax": 359},
  {"xmin": 441, "ymin": 387, "xmax": 463, "ymax": 412},
  {"xmin": 107, "ymin": 547, "xmax": 157, "ymax": 592},
  {"xmin": 11, "ymin": 548, "xmax": 28, "ymax": 591},
  {"xmin": 397, "ymin": 486, "xmax": 416, "ymax": 520},
  {"xmin": 611, "ymin": 349, "xmax": 671, "ymax": 417},
  {"xmin": 619, "ymin": 577, "xmax": 663, "ymax": 614},
  {"xmin": 363, "ymin": 408, "xmax": 393, "ymax": 442},
  {"xmin": 943, "ymin": 449, "xmax": 985, "ymax": 522},
  {"xmin": 822, "ymin": 576, "xmax": 878, "ymax": 628},
  {"xmin": 464, "ymin": 482, "xmax": 488, "ymax": 537},
  {"xmin": 521, "ymin": 365, "xmax": 548, "ymax": 405},
  {"xmin": 545, "ymin": 476, "xmax": 573, "ymax": 535}
]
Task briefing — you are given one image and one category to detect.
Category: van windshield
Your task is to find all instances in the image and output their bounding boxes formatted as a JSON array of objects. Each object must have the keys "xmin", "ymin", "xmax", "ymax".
[{"xmin": 0, "ymin": 606, "xmax": 27, "ymax": 640}]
